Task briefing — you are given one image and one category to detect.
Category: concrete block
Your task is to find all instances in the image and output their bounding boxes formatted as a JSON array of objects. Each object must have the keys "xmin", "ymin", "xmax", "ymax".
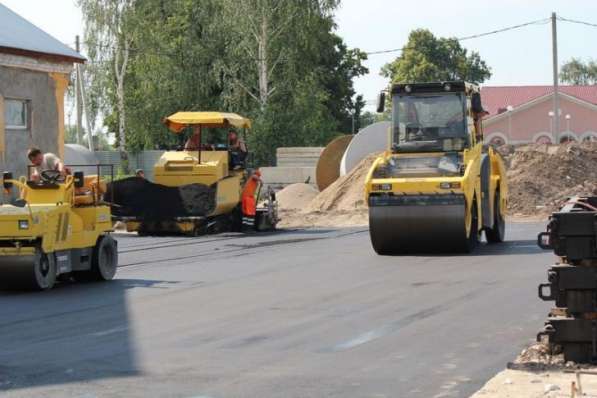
[
  {"xmin": 276, "ymin": 147, "xmax": 323, "ymax": 167},
  {"xmin": 260, "ymin": 166, "xmax": 317, "ymax": 186}
]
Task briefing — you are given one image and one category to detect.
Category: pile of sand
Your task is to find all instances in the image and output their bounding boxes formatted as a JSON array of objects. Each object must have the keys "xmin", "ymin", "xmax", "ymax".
[
  {"xmin": 275, "ymin": 183, "xmax": 319, "ymax": 210},
  {"xmin": 506, "ymin": 142, "xmax": 597, "ymax": 216},
  {"xmin": 307, "ymin": 153, "xmax": 379, "ymax": 212},
  {"xmin": 278, "ymin": 154, "xmax": 378, "ymax": 228}
]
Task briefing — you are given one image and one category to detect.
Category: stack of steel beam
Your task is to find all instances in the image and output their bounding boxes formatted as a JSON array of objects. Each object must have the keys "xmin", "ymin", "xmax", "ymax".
[{"xmin": 537, "ymin": 197, "xmax": 597, "ymax": 363}]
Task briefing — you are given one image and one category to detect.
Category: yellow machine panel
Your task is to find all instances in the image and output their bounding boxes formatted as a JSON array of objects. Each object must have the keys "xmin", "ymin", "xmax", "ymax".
[{"xmin": 154, "ymin": 150, "xmax": 230, "ymax": 187}]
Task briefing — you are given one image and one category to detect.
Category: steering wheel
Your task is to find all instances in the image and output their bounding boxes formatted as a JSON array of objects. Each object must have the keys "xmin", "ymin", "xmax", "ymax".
[
  {"xmin": 405, "ymin": 122, "xmax": 424, "ymax": 140},
  {"xmin": 40, "ymin": 169, "xmax": 62, "ymax": 184}
]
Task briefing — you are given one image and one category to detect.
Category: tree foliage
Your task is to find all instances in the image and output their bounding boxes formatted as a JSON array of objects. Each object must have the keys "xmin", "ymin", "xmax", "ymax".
[
  {"xmin": 560, "ymin": 58, "xmax": 597, "ymax": 85},
  {"xmin": 79, "ymin": 0, "xmax": 367, "ymax": 165},
  {"xmin": 382, "ymin": 29, "xmax": 491, "ymax": 84}
]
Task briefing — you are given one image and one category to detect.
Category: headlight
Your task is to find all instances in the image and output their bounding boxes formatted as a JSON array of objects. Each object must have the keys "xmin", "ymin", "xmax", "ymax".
[
  {"xmin": 439, "ymin": 182, "xmax": 461, "ymax": 189},
  {"xmin": 18, "ymin": 220, "xmax": 29, "ymax": 230},
  {"xmin": 372, "ymin": 183, "xmax": 392, "ymax": 191}
]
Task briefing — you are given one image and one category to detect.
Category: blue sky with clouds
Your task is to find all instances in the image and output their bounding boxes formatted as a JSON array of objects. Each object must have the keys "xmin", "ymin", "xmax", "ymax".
[{"xmin": 3, "ymin": 0, "xmax": 596, "ymax": 110}]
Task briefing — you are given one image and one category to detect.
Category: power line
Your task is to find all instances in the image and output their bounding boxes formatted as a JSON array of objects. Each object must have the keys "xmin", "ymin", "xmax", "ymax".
[
  {"xmin": 75, "ymin": 16, "xmax": 558, "ymax": 65},
  {"xmin": 457, "ymin": 17, "xmax": 550, "ymax": 40},
  {"xmin": 558, "ymin": 16, "xmax": 597, "ymax": 28},
  {"xmin": 364, "ymin": 17, "xmax": 551, "ymax": 56}
]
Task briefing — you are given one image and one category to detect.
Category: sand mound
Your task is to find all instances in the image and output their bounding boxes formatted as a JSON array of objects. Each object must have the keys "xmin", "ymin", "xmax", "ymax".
[
  {"xmin": 507, "ymin": 142, "xmax": 597, "ymax": 215},
  {"xmin": 276, "ymin": 183, "xmax": 319, "ymax": 210},
  {"xmin": 307, "ymin": 153, "xmax": 379, "ymax": 212},
  {"xmin": 278, "ymin": 153, "xmax": 378, "ymax": 228}
]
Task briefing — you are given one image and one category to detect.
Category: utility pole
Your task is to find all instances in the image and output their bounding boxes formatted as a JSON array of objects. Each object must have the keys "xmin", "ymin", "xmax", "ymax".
[
  {"xmin": 78, "ymin": 70, "xmax": 95, "ymax": 152},
  {"xmin": 75, "ymin": 35, "xmax": 83, "ymax": 145},
  {"xmin": 551, "ymin": 12, "xmax": 560, "ymax": 143}
]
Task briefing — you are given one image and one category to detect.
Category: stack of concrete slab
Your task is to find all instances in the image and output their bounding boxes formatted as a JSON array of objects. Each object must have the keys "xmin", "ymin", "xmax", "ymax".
[{"xmin": 260, "ymin": 147, "xmax": 323, "ymax": 189}]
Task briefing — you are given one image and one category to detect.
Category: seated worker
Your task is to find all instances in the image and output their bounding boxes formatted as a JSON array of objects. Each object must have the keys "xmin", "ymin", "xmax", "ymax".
[
  {"xmin": 184, "ymin": 126, "xmax": 215, "ymax": 151},
  {"xmin": 135, "ymin": 169, "xmax": 145, "ymax": 179},
  {"xmin": 228, "ymin": 130, "xmax": 247, "ymax": 169},
  {"xmin": 27, "ymin": 147, "xmax": 69, "ymax": 181},
  {"xmin": 184, "ymin": 126, "xmax": 201, "ymax": 151}
]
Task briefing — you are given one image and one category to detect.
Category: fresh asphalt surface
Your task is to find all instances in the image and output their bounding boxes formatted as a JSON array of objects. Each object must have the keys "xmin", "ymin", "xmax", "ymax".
[{"xmin": 0, "ymin": 222, "xmax": 552, "ymax": 398}]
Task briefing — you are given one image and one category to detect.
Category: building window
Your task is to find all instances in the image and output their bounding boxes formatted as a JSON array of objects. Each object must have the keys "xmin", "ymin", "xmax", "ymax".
[{"xmin": 5, "ymin": 99, "xmax": 28, "ymax": 130}]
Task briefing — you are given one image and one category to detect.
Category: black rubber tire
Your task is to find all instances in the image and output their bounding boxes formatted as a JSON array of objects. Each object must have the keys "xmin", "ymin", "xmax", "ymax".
[
  {"xmin": 463, "ymin": 202, "xmax": 479, "ymax": 253},
  {"xmin": 93, "ymin": 235, "xmax": 118, "ymax": 280},
  {"xmin": 29, "ymin": 250, "xmax": 57, "ymax": 290},
  {"xmin": 486, "ymin": 191, "xmax": 506, "ymax": 243},
  {"xmin": 75, "ymin": 236, "xmax": 118, "ymax": 281}
]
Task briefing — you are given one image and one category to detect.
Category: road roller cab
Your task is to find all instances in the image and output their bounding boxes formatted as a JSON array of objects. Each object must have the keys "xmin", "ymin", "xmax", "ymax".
[
  {"xmin": 366, "ymin": 81, "xmax": 508, "ymax": 254},
  {"xmin": 0, "ymin": 167, "xmax": 117, "ymax": 290}
]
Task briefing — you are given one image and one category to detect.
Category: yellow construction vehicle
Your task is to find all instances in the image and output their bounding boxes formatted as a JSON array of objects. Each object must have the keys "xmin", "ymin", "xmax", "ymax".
[
  {"xmin": 365, "ymin": 81, "xmax": 507, "ymax": 254},
  {"xmin": 0, "ymin": 167, "xmax": 117, "ymax": 290},
  {"xmin": 110, "ymin": 112, "xmax": 278, "ymax": 235}
]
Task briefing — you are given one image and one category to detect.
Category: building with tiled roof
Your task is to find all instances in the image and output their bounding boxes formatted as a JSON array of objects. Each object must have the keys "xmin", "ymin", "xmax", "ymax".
[
  {"xmin": 481, "ymin": 85, "xmax": 597, "ymax": 145},
  {"xmin": 0, "ymin": 3, "xmax": 85, "ymax": 180}
]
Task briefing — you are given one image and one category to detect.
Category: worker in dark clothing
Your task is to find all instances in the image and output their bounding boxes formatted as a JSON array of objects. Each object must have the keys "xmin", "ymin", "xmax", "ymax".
[{"xmin": 228, "ymin": 130, "xmax": 247, "ymax": 169}]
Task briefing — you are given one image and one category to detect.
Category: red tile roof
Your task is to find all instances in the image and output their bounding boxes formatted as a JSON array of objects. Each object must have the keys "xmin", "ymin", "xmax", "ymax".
[{"xmin": 481, "ymin": 85, "xmax": 597, "ymax": 116}]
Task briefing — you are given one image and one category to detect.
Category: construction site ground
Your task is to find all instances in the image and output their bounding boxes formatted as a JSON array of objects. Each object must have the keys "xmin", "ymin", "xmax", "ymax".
[
  {"xmin": 471, "ymin": 368, "xmax": 597, "ymax": 398},
  {"xmin": 0, "ymin": 222, "xmax": 551, "ymax": 398}
]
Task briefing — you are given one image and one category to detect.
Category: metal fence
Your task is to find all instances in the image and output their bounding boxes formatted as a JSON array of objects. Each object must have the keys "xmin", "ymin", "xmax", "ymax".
[{"xmin": 95, "ymin": 150, "xmax": 164, "ymax": 180}]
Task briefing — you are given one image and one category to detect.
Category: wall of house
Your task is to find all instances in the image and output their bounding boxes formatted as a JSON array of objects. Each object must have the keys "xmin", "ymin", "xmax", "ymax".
[
  {"xmin": 484, "ymin": 96, "xmax": 597, "ymax": 144},
  {"xmin": 0, "ymin": 65, "xmax": 61, "ymax": 179}
]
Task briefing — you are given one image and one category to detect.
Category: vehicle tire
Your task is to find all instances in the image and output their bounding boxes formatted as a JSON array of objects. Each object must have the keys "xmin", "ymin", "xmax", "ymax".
[
  {"xmin": 93, "ymin": 235, "xmax": 118, "ymax": 281},
  {"xmin": 31, "ymin": 249, "xmax": 57, "ymax": 290},
  {"xmin": 486, "ymin": 191, "xmax": 505, "ymax": 243},
  {"xmin": 74, "ymin": 235, "xmax": 118, "ymax": 283},
  {"xmin": 464, "ymin": 202, "xmax": 479, "ymax": 253}
]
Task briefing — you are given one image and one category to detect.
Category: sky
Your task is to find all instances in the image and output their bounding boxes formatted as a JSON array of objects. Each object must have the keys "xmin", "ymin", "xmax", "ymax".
[{"xmin": 2, "ymin": 0, "xmax": 597, "ymax": 111}]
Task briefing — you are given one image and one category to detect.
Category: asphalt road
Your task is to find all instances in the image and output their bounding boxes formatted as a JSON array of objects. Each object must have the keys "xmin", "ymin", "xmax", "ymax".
[{"xmin": 0, "ymin": 222, "xmax": 553, "ymax": 398}]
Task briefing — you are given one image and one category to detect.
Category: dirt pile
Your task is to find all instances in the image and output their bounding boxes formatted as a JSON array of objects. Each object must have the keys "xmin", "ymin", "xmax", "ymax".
[
  {"xmin": 307, "ymin": 153, "xmax": 378, "ymax": 212},
  {"xmin": 276, "ymin": 183, "xmax": 319, "ymax": 210},
  {"xmin": 507, "ymin": 143, "xmax": 597, "ymax": 216},
  {"xmin": 509, "ymin": 342, "xmax": 565, "ymax": 370},
  {"xmin": 278, "ymin": 154, "xmax": 378, "ymax": 228}
]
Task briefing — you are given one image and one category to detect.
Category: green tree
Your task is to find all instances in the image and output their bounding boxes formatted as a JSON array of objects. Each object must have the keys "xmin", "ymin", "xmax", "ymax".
[
  {"xmin": 358, "ymin": 111, "xmax": 377, "ymax": 130},
  {"xmin": 78, "ymin": 0, "xmax": 367, "ymax": 165},
  {"xmin": 382, "ymin": 29, "xmax": 491, "ymax": 84},
  {"xmin": 560, "ymin": 58, "xmax": 597, "ymax": 85},
  {"xmin": 78, "ymin": 0, "xmax": 133, "ymax": 160}
]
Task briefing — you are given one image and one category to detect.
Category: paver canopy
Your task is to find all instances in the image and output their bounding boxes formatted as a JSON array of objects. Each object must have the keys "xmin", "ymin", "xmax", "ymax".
[{"xmin": 163, "ymin": 112, "xmax": 252, "ymax": 133}]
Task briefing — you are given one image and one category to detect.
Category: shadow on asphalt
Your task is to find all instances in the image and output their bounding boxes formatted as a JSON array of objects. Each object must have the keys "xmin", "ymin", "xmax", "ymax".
[
  {"xmin": 474, "ymin": 239, "xmax": 545, "ymax": 256},
  {"xmin": 0, "ymin": 278, "xmax": 175, "ymax": 391},
  {"xmin": 374, "ymin": 239, "xmax": 545, "ymax": 257}
]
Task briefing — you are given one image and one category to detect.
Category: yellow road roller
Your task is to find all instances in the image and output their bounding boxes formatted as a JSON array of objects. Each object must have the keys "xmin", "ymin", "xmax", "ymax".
[
  {"xmin": 365, "ymin": 81, "xmax": 508, "ymax": 254},
  {"xmin": 0, "ymin": 168, "xmax": 117, "ymax": 290}
]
